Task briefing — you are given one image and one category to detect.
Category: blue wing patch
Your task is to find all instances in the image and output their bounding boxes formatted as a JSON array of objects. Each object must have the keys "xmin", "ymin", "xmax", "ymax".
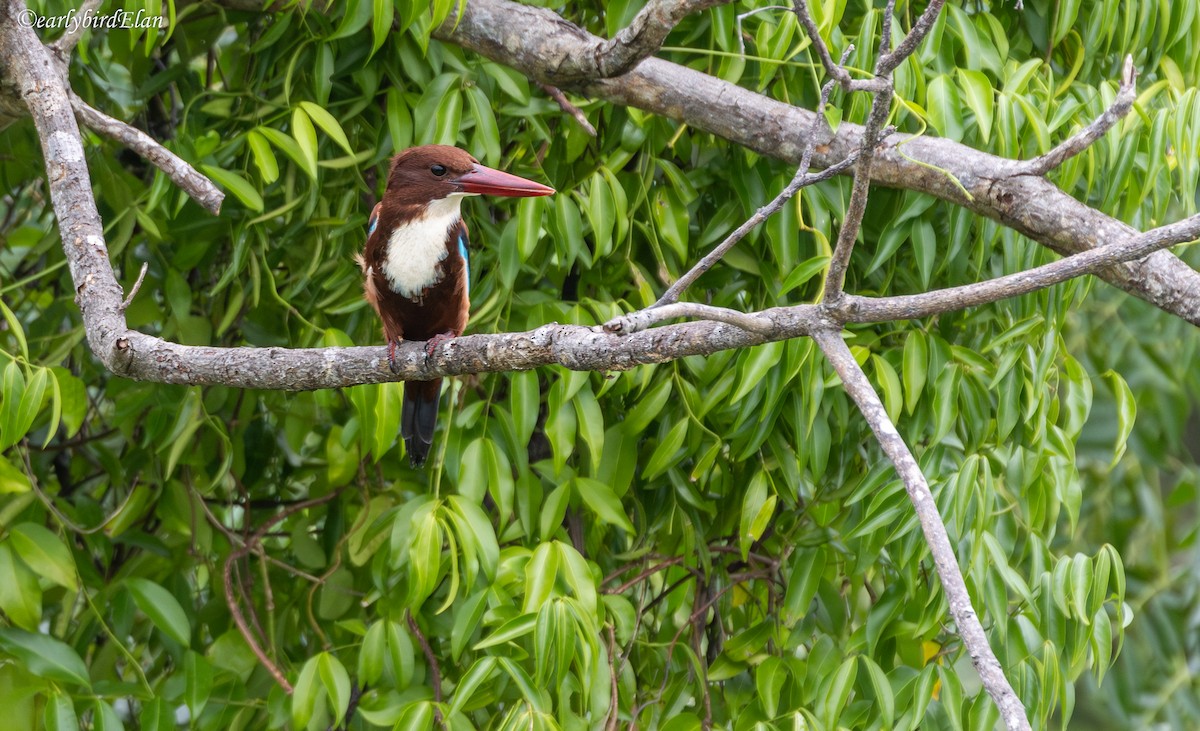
[
  {"xmin": 458, "ymin": 230, "xmax": 470, "ymax": 298},
  {"xmin": 367, "ymin": 203, "xmax": 380, "ymax": 236}
]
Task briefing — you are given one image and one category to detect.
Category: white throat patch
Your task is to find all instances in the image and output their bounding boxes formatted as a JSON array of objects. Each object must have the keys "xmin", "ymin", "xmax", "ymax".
[{"xmin": 382, "ymin": 193, "xmax": 473, "ymax": 298}]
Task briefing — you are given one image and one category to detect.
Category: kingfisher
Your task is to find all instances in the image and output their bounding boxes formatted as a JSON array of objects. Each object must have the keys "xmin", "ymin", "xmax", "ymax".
[{"xmin": 357, "ymin": 145, "xmax": 554, "ymax": 466}]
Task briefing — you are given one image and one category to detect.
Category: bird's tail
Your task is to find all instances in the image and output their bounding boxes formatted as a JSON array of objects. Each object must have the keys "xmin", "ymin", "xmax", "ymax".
[{"xmin": 401, "ymin": 378, "xmax": 441, "ymax": 467}]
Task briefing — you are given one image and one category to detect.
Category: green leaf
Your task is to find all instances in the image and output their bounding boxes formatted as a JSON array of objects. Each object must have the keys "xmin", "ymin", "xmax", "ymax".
[
  {"xmin": 739, "ymin": 472, "xmax": 772, "ymax": 561},
  {"xmin": 10, "ymin": 522, "xmax": 76, "ymax": 591},
  {"xmin": 861, "ymin": 655, "xmax": 895, "ymax": 728},
  {"xmin": 474, "ymin": 613, "xmax": 536, "ymax": 650},
  {"xmin": 44, "ymin": 692, "xmax": 78, "ymax": 731},
  {"xmin": 184, "ymin": 651, "xmax": 214, "ymax": 718},
  {"xmin": 318, "ymin": 653, "xmax": 351, "ymax": 727},
  {"xmin": 246, "ymin": 130, "xmax": 279, "ymax": 184},
  {"xmin": 783, "ymin": 547, "xmax": 825, "ymax": 623},
  {"xmin": 958, "ymin": 69, "xmax": 995, "ymax": 143},
  {"xmin": 871, "ymin": 354, "xmax": 903, "ymax": 424},
  {"xmin": 291, "ymin": 107, "xmax": 320, "ymax": 179},
  {"xmin": 926, "ymin": 74, "xmax": 964, "ymax": 140},
  {"xmin": 126, "ymin": 578, "xmax": 191, "ymax": 646},
  {"xmin": 292, "ymin": 655, "xmax": 321, "ymax": 729},
  {"xmin": 371, "ymin": 0, "xmax": 394, "ymax": 55},
  {"xmin": 139, "ymin": 698, "xmax": 172, "ymax": 731},
  {"xmin": 0, "ymin": 361, "xmax": 26, "ymax": 451},
  {"xmin": 0, "ymin": 628, "xmax": 90, "ymax": 687},
  {"xmin": 902, "ymin": 330, "xmax": 928, "ymax": 414},
  {"xmin": 0, "ymin": 454, "xmax": 31, "ymax": 494},
  {"xmin": 1104, "ymin": 370, "xmax": 1136, "ymax": 468},
  {"xmin": 91, "ymin": 700, "xmax": 123, "ymax": 731},
  {"xmin": 642, "ymin": 419, "xmax": 687, "ymax": 480},
  {"xmin": 200, "ymin": 166, "xmax": 263, "ymax": 212},
  {"xmin": 523, "ymin": 542, "xmax": 559, "ymax": 613},
  {"xmin": 574, "ymin": 477, "xmax": 634, "ymax": 533},
  {"xmin": 0, "ymin": 544, "xmax": 40, "ymax": 630},
  {"xmin": 258, "ymin": 126, "xmax": 315, "ymax": 179},
  {"xmin": 449, "ymin": 656, "xmax": 498, "ymax": 716},
  {"xmin": 0, "ymin": 298, "xmax": 28, "ymax": 361},
  {"xmin": 386, "ymin": 621, "xmax": 415, "ymax": 689},
  {"xmin": 299, "ymin": 101, "xmax": 355, "ymax": 155},
  {"xmin": 779, "ymin": 255, "xmax": 831, "ymax": 295},
  {"xmin": 820, "ymin": 656, "xmax": 858, "ymax": 728}
]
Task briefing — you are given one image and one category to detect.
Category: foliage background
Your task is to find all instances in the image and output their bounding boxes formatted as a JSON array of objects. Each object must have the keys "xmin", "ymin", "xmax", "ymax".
[{"xmin": 0, "ymin": 0, "xmax": 1198, "ymax": 729}]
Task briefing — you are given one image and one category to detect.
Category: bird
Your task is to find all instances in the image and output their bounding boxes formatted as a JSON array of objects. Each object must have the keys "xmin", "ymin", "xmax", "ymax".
[{"xmin": 357, "ymin": 145, "xmax": 554, "ymax": 466}]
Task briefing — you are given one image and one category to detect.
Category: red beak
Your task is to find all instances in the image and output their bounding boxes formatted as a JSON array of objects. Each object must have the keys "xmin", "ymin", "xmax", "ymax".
[{"xmin": 453, "ymin": 163, "xmax": 555, "ymax": 197}]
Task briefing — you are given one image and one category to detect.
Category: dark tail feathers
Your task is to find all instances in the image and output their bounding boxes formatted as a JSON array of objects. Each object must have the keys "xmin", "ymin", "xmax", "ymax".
[{"xmin": 401, "ymin": 378, "xmax": 441, "ymax": 467}]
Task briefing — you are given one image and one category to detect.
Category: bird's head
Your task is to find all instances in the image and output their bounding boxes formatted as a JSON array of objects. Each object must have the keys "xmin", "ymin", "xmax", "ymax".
[{"xmin": 383, "ymin": 145, "xmax": 554, "ymax": 209}]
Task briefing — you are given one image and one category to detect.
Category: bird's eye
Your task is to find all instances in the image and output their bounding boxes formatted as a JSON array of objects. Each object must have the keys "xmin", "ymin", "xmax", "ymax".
[{"xmin": 430, "ymin": 164, "xmax": 447, "ymax": 176}]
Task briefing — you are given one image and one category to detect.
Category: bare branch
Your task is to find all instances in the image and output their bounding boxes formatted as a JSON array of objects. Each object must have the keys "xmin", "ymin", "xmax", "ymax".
[
  {"xmin": 72, "ymin": 95, "xmax": 224, "ymax": 214},
  {"xmin": 407, "ymin": 611, "xmax": 444, "ymax": 715},
  {"xmin": 603, "ymin": 302, "xmax": 774, "ymax": 335},
  {"xmin": 812, "ymin": 329, "xmax": 1030, "ymax": 731},
  {"xmin": 579, "ymin": 0, "xmax": 731, "ymax": 79},
  {"xmin": 1020, "ymin": 55, "xmax": 1137, "ymax": 176},
  {"xmin": 537, "ymin": 82, "xmax": 597, "ymax": 136},
  {"xmin": 822, "ymin": 84, "xmax": 892, "ymax": 301},
  {"xmin": 47, "ymin": 0, "xmax": 102, "ymax": 59},
  {"xmin": 119, "ymin": 261, "xmax": 149, "ymax": 313},
  {"xmin": 792, "ymin": 0, "xmax": 851, "ymax": 87},
  {"xmin": 435, "ymin": 0, "xmax": 1200, "ymax": 327},
  {"xmin": 877, "ymin": 0, "xmax": 947, "ymax": 74},
  {"xmin": 655, "ymin": 152, "xmax": 860, "ymax": 306},
  {"xmin": 842, "ymin": 212, "xmax": 1200, "ymax": 322}
]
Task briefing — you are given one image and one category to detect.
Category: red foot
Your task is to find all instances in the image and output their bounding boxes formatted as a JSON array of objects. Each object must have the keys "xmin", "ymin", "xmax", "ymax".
[
  {"xmin": 424, "ymin": 332, "xmax": 456, "ymax": 359},
  {"xmin": 388, "ymin": 339, "xmax": 400, "ymax": 374}
]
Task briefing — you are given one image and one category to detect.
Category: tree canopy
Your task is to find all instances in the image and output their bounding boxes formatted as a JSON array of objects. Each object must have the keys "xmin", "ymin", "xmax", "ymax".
[{"xmin": 0, "ymin": 0, "xmax": 1198, "ymax": 730}]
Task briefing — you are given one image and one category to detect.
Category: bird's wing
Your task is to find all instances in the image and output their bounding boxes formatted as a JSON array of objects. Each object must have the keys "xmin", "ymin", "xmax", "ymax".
[{"xmin": 454, "ymin": 220, "xmax": 470, "ymax": 298}]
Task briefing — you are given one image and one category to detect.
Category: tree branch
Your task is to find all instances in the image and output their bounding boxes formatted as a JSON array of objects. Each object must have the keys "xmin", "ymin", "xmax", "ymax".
[
  {"xmin": 433, "ymin": 0, "xmax": 1200, "ymax": 327},
  {"xmin": 72, "ymin": 94, "xmax": 223, "ymax": 214},
  {"xmin": 840, "ymin": 212, "xmax": 1200, "ymax": 322},
  {"xmin": 560, "ymin": 0, "xmax": 731, "ymax": 80},
  {"xmin": 1019, "ymin": 55, "xmax": 1137, "ymax": 177},
  {"xmin": 812, "ymin": 329, "xmax": 1030, "ymax": 731},
  {"xmin": 654, "ymin": 150, "xmax": 860, "ymax": 306},
  {"xmin": 47, "ymin": 0, "xmax": 102, "ymax": 59}
]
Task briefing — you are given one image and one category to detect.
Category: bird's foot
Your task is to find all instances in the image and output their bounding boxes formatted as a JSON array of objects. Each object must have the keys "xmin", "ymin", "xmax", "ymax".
[
  {"xmin": 388, "ymin": 339, "xmax": 401, "ymax": 374},
  {"xmin": 424, "ymin": 332, "xmax": 456, "ymax": 359}
]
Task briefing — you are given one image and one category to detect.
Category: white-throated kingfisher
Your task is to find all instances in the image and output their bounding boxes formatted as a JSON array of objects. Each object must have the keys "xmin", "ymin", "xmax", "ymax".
[{"xmin": 357, "ymin": 145, "xmax": 554, "ymax": 466}]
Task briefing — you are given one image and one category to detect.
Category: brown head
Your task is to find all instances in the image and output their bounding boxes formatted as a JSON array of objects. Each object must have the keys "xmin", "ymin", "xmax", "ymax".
[{"xmin": 383, "ymin": 145, "xmax": 554, "ymax": 209}]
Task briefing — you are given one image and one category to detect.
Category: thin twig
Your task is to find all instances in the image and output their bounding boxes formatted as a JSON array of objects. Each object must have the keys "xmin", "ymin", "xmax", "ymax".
[
  {"xmin": 604, "ymin": 302, "xmax": 773, "ymax": 336},
  {"xmin": 220, "ymin": 491, "xmax": 341, "ymax": 694},
  {"xmin": 119, "ymin": 261, "xmax": 149, "ymax": 313},
  {"xmin": 71, "ymin": 95, "xmax": 223, "ymax": 214},
  {"xmin": 821, "ymin": 83, "xmax": 892, "ymax": 300},
  {"xmin": 652, "ymin": 153, "xmax": 860, "ymax": 307},
  {"xmin": 793, "ymin": 0, "xmax": 851, "ymax": 86},
  {"xmin": 223, "ymin": 550, "xmax": 293, "ymax": 693},
  {"xmin": 813, "ymin": 328, "xmax": 1030, "ymax": 731},
  {"xmin": 537, "ymin": 82, "xmax": 597, "ymax": 136},
  {"xmin": 407, "ymin": 611, "xmax": 445, "ymax": 725},
  {"xmin": 1020, "ymin": 55, "xmax": 1136, "ymax": 176},
  {"xmin": 877, "ymin": 0, "xmax": 947, "ymax": 74}
]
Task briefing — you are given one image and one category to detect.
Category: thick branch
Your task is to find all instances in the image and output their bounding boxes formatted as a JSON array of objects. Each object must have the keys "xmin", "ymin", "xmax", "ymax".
[
  {"xmin": 72, "ymin": 95, "xmax": 224, "ymax": 214},
  {"xmin": 813, "ymin": 329, "xmax": 1030, "ymax": 731},
  {"xmin": 433, "ymin": 0, "xmax": 1200, "ymax": 327}
]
